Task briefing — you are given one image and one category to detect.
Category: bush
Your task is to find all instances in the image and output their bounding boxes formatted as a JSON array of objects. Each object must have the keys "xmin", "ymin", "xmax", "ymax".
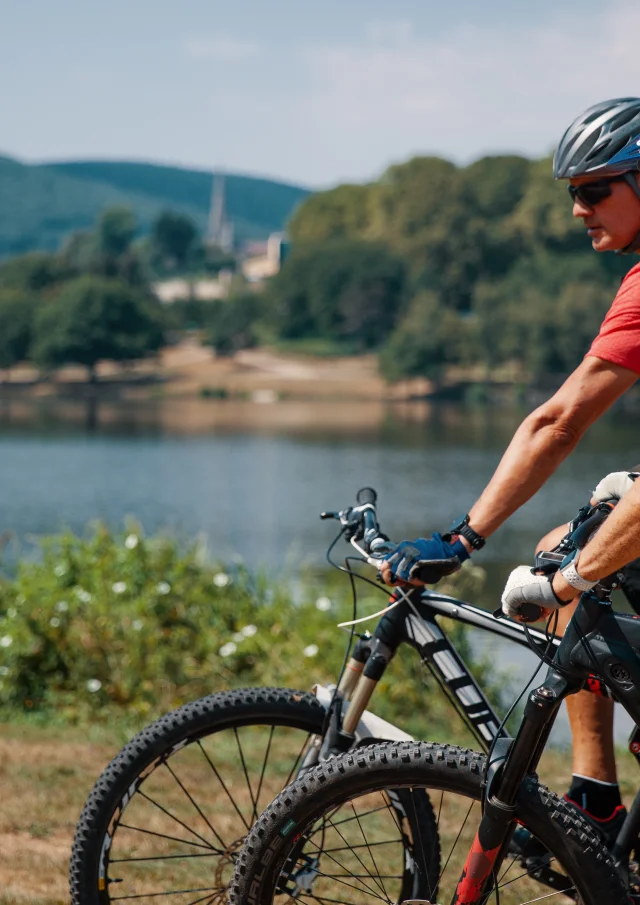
[{"xmin": 0, "ymin": 526, "xmax": 501, "ymax": 739}]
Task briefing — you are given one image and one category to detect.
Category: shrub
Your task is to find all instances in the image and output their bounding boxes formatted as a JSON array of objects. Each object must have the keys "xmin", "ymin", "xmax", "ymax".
[{"xmin": 0, "ymin": 526, "xmax": 501, "ymax": 739}]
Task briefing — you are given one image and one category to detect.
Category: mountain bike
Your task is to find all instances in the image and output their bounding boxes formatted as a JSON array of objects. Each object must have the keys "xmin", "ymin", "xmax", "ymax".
[
  {"xmin": 70, "ymin": 489, "xmax": 610, "ymax": 905},
  {"xmin": 230, "ymin": 503, "xmax": 640, "ymax": 905}
]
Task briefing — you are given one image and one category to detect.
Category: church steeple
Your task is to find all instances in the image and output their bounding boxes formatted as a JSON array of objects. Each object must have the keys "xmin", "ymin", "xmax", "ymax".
[{"xmin": 207, "ymin": 171, "xmax": 234, "ymax": 251}]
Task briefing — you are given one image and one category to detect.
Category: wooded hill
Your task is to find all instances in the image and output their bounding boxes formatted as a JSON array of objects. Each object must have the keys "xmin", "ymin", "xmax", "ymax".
[
  {"xmin": 265, "ymin": 154, "xmax": 633, "ymax": 383},
  {"xmin": 0, "ymin": 156, "xmax": 309, "ymax": 257}
]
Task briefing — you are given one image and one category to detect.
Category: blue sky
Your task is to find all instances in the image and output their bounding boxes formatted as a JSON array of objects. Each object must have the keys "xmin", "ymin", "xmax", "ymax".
[{"xmin": 2, "ymin": 0, "xmax": 639, "ymax": 187}]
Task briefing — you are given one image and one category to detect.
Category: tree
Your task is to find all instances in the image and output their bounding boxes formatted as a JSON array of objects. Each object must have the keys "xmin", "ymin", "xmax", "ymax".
[
  {"xmin": 31, "ymin": 276, "xmax": 164, "ymax": 380},
  {"xmin": 207, "ymin": 293, "xmax": 264, "ymax": 355},
  {"xmin": 268, "ymin": 241, "xmax": 406, "ymax": 350},
  {"xmin": 151, "ymin": 211, "xmax": 199, "ymax": 272},
  {"xmin": 0, "ymin": 252, "xmax": 72, "ymax": 293},
  {"xmin": 97, "ymin": 207, "xmax": 137, "ymax": 257},
  {"xmin": 379, "ymin": 291, "xmax": 469, "ymax": 383},
  {"xmin": 0, "ymin": 291, "xmax": 39, "ymax": 370}
]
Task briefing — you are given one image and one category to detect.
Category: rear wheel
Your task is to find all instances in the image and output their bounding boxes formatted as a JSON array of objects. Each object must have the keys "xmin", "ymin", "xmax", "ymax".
[
  {"xmin": 231, "ymin": 741, "xmax": 630, "ymax": 905},
  {"xmin": 70, "ymin": 688, "xmax": 438, "ymax": 905}
]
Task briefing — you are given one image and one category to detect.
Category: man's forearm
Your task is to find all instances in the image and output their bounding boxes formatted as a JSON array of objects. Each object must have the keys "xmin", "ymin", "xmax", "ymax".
[{"xmin": 467, "ymin": 409, "xmax": 582, "ymax": 539}]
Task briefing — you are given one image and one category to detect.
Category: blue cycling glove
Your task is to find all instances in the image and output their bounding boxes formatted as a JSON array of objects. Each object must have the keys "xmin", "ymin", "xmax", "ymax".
[{"xmin": 384, "ymin": 533, "xmax": 469, "ymax": 584}]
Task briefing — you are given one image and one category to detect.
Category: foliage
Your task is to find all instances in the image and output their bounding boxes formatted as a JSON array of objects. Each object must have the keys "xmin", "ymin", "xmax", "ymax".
[
  {"xmin": 286, "ymin": 152, "xmax": 631, "ymax": 383},
  {"xmin": 0, "ymin": 251, "xmax": 73, "ymax": 293},
  {"xmin": 150, "ymin": 210, "xmax": 199, "ymax": 272},
  {"xmin": 0, "ymin": 527, "xmax": 501, "ymax": 737},
  {"xmin": 206, "ymin": 293, "xmax": 264, "ymax": 354},
  {"xmin": 31, "ymin": 276, "xmax": 164, "ymax": 377},
  {"xmin": 268, "ymin": 240, "xmax": 406, "ymax": 350},
  {"xmin": 0, "ymin": 291, "xmax": 40, "ymax": 369}
]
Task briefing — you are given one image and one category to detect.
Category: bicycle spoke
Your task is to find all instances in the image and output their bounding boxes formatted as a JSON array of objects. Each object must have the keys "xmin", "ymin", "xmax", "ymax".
[
  {"xmin": 117, "ymin": 823, "xmax": 218, "ymax": 852},
  {"xmin": 321, "ymin": 838, "xmax": 403, "ymax": 853},
  {"xmin": 110, "ymin": 852, "xmax": 220, "ymax": 864},
  {"xmin": 437, "ymin": 797, "xmax": 475, "ymax": 887},
  {"xmin": 283, "ymin": 732, "xmax": 314, "ymax": 788},
  {"xmin": 234, "ymin": 728, "xmax": 258, "ymax": 822},
  {"xmin": 253, "ymin": 724, "xmax": 275, "ymax": 814},
  {"xmin": 303, "ymin": 830, "xmax": 388, "ymax": 901},
  {"xmin": 350, "ymin": 799, "xmax": 389, "ymax": 899},
  {"xmin": 195, "ymin": 740, "xmax": 252, "ymax": 832},
  {"xmin": 109, "ymin": 885, "xmax": 223, "ymax": 901},
  {"xmin": 137, "ymin": 789, "xmax": 214, "ymax": 849},
  {"xmin": 162, "ymin": 760, "xmax": 228, "ymax": 851},
  {"xmin": 320, "ymin": 810, "xmax": 390, "ymax": 900}
]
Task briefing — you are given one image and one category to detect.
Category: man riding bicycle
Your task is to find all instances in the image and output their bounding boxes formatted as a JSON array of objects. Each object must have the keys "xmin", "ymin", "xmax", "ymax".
[{"xmin": 382, "ymin": 97, "xmax": 640, "ymax": 846}]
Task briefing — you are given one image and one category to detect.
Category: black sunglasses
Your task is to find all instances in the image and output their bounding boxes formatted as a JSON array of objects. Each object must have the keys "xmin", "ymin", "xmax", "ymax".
[{"xmin": 567, "ymin": 175, "xmax": 628, "ymax": 207}]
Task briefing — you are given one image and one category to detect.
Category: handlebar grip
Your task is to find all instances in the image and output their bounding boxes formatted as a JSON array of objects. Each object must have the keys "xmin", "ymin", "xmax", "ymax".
[{"xmin": 356, "ymin": 487, "xmax": 377, "ymax": 505}]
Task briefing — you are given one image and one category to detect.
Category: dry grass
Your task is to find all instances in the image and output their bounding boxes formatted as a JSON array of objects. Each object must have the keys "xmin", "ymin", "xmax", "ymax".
[{"xmin": 0, "ymin": 718, "xmax": 637, "ymax": 904}]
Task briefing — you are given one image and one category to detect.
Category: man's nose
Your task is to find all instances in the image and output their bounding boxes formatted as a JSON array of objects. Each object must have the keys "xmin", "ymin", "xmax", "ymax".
[{"xmin": 572, "ymin": 198, "xmax": 594, "ymax": 218}]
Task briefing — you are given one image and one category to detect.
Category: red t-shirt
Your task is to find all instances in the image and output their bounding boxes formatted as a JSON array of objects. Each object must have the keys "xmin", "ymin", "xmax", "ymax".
[{"xmin": 587, "ymin": 262, "xmax": 640, "ymax": 374}]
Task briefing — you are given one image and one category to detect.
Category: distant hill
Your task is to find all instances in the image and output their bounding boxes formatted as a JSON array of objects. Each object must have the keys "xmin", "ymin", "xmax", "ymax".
[{"xmin": 0, "ymin": 157, "xmax": 310, "ymax": 258}]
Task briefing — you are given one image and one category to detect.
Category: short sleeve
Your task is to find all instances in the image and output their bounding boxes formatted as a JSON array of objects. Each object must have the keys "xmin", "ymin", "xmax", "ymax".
[{"xmin": 587, "ymin": 262, "xmax": 640, "ymax": 375}]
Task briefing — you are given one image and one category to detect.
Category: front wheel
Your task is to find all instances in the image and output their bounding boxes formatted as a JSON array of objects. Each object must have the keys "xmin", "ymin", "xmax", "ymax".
[{"xmin": 231, "ymin": 741, "xmax": 629, "ymax": 905}]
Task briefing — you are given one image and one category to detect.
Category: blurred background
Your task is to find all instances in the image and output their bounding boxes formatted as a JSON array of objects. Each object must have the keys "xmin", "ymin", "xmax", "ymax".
[{"xmin": 1, "ymin": 2, "xmax": 640, "ymax": 897}]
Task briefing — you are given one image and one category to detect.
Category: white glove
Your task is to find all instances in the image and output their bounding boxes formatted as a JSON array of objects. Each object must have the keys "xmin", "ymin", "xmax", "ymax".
[
  {"xmin": 592, "ymin": 471, "xmax": 638, "ymax": 502},
  {"xmin": 501, "ymin": 565, "xmax": 565, "ymax": 621}
]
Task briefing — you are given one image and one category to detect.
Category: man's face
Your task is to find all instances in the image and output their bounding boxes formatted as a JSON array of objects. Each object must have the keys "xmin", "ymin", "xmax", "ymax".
[{"xmin": 569, "ymin": 173, "xmax": 640, "ymax": 252}]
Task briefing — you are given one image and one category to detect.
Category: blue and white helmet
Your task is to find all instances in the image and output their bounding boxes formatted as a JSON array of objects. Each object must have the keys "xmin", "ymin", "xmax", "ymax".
[{"xmin": 554, "ymin": 98, "xmax": 640, "ymax": 179}]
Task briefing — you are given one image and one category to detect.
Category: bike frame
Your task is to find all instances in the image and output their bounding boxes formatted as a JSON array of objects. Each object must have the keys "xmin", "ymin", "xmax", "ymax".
[
  {"xmin": 310, "ymin": 585, "xmax": 612, "ymax": 758},
  {"xmin": 453, "ymin": 588, "xmax": 640, "ymax": 903}
]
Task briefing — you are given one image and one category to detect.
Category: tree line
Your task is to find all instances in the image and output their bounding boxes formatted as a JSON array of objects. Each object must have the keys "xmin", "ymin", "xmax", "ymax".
[
  {"xmin": 0, "ymin": 207, "xmax": 236, "ymax": 378},
  {"xmin": 0, "ymin": 153, "xmax": 632, "ymax": 385},
  {"xmin": 259, "ymin": 154, "xmax": 631, "ymax": 384}
]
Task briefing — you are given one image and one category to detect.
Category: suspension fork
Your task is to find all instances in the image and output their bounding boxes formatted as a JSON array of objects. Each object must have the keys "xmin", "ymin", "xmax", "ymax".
[{"xmin": 451, "ymin": 669, "xmax": 571, "ymax": 904}]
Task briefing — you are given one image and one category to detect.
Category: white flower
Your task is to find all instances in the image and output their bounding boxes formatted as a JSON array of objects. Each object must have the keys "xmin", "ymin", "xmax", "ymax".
[
  {"xmin": 49, "ymin": 617, "xmax": 61, "ymax": 628},
  {"xmin": 15, "ymin": 595, "xmax": 25, "ymax": 606},
  {"xmin": 232, "ymin": 632, "xmax": 244, "ymax": 643},
  {"xmin": 303, "ymin": 644, "xmax": 319, "ymax": 658},
  {"xmin": 241, "ymin": 624, "xmax": 257, "ymax": 638},
  {"xmin": 112, "ymin": 581, "xmax": 127, "ymax": 595},
  {"xmin": 0, "ymin": 666, "xmax": 9, "ymax": 676},
  {"xmin": 75, "ymin": 588, "xmax": 92, "ymax": 603},
  {"xmin": 213, "ymin": 572, "xmax": 230, "ymax": 588},
  {"xmin": 55, "ymin": 600, "xmax": 69, "ymax": 613},
  {"xmin": 6, "ymin": 608, "xmax": 16, "ymax": 620},
  {"xmin": 156, "ymin": 581, "xmax": 171, "ymax": 596},
  {"xmin": 132, "ymin": 619, "xmax": 144, "ymax": 632},
  {"xmin": 125, "ymin": 534, "xmax": 139, "ymax": 550},
  {"xmin": 86, "ymin": 679, "xmax": 102, "ymax": 693},
  {"xmin": 0, "ymin": 635, "xmax": 12, "ymax": 648},
  {"xmin": 54, "ymin": 564, "xmax": 66, "ymax": 578},
  {"xmin": 315, "ymin": 596, "xmax": 332, "ymax": 612},
  {"xmin": 219, "ymin": 641, "xmax": 237, "ymax": 657}
]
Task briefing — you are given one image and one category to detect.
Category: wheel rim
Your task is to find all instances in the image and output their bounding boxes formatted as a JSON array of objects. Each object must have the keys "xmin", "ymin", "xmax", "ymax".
[
  {"xmin": 99, "ymin": 722, "xmax": 318, "ymax": 903},
  {"xmin": 269, "ymin": 786, "xmax": 582, "ymax": 905}
]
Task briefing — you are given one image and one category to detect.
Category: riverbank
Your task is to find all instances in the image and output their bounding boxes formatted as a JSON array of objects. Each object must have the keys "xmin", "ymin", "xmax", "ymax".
[{"xmin": 0, "ymin": 338, "xmax": 551, "ymax": 405}]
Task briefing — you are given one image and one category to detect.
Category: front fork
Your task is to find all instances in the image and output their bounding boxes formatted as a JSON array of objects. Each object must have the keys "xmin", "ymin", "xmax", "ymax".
[{"xmin": 452, "ymin": 668, "xmax": 570, "ymax": 904}]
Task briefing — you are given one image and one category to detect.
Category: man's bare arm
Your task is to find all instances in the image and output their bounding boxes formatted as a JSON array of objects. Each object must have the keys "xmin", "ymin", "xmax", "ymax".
[{"xmin": 465, "ymin": 357, "xmax": 637, "ymax": 544}]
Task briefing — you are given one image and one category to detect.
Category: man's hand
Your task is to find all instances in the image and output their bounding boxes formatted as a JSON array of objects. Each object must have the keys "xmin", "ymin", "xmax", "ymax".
[
  {"xmin": 381, "ymin": 533, "xmax": 468, "ymax": 586},
  {"xmin": 501, "ymin": 565, "xmax": 574, "ymax": 623},
  {"xmin": 592, "ymin": 470, "xmax": 638, "ymax": 504}
]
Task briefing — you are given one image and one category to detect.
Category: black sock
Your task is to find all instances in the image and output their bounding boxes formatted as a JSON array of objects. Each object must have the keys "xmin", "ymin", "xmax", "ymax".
[{"xmin": 566, "ymin": 774, "xmax": 622, "ymax": 820}]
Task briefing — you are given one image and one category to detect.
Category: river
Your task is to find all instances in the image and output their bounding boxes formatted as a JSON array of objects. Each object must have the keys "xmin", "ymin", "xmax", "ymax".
[{"xmin": 0, "ymin": 395, "xmax": 638, "ymax": 742}]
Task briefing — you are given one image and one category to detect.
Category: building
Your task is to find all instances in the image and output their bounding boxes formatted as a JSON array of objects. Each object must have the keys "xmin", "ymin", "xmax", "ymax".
[{"xmin": 241, "ymin": 233, "xmax": 287, "ymax": 283}]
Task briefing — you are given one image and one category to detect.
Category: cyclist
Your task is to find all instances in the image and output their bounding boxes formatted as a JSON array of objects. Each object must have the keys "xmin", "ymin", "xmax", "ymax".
[{"xmin": 382, "ymin": 97, "xmax": 640, "ymax": 845}]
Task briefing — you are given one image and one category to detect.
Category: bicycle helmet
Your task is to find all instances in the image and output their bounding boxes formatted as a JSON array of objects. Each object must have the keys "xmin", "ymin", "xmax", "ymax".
[{"xmin": 554, "ymin": 98, "xmax": 640, "ymax": 253}]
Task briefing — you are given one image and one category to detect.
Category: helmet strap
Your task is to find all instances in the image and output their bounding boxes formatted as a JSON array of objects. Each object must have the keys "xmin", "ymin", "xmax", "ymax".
[{"xmin": 616, "ymin": 172, "xmax": 640, "ymax": 255}]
